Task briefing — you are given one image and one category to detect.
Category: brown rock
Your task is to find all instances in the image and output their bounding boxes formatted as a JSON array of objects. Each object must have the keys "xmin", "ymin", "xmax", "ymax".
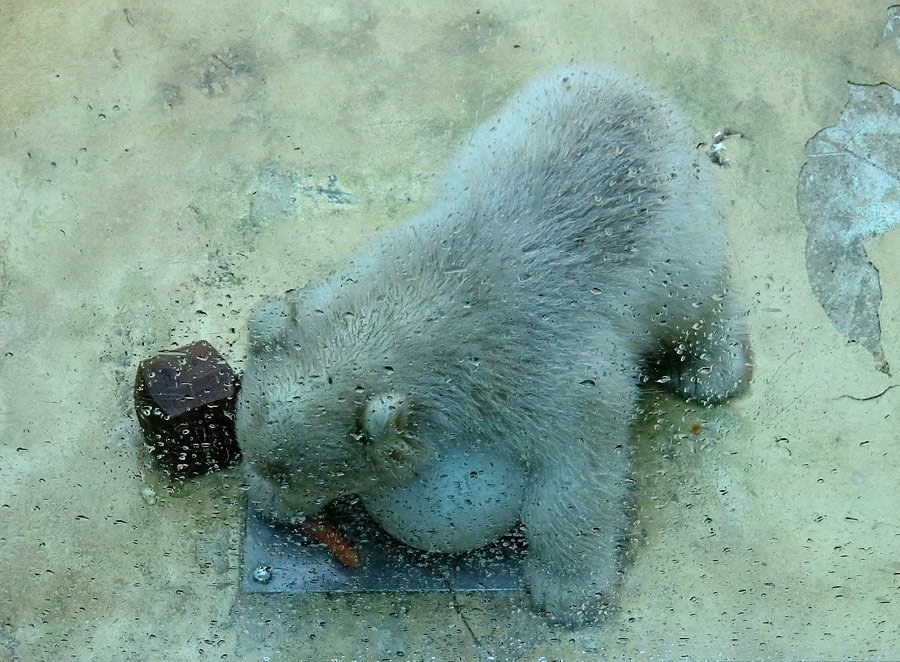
[{"xmin": 134, "ymin": 340, "xmax": 241, "ymax": 478}]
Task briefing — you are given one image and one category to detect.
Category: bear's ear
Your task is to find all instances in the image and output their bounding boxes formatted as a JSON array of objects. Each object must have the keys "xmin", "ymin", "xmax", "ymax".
[
  {"xmin": 361, "ymin": 392, "xmax": 411, "ymax": 445},
  {"xmin": 248, "ymin": 298, "xmax": 296, "ymax": 352}
]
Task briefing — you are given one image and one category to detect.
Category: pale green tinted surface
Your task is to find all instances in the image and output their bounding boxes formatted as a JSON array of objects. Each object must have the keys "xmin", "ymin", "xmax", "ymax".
[{"xmin": 1, "ymin": 1, "xmax": 898, "ymax": 659}]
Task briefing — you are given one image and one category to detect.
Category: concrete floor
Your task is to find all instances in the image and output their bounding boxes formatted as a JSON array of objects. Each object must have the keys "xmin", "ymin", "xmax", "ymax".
[{"xmin": 1, "ymin": 1, "xmax": 899, "ymax": 659}]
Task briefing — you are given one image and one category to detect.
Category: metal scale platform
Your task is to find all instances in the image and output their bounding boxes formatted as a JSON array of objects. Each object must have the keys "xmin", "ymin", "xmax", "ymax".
[{"xmin": 241, "ymin": 498, "xmax": 526, "ymax": 594}]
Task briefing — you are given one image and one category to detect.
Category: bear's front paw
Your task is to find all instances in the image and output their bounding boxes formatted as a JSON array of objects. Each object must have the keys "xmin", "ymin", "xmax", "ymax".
[{"xmin": 524, "ymin": 560, "xmax": 618, "ymax": 627}]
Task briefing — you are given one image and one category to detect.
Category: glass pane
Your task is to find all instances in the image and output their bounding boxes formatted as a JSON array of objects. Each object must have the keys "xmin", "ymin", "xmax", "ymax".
[{"xmin": 1, "ymin": 3, "xmax": 896, "ymax": 659}]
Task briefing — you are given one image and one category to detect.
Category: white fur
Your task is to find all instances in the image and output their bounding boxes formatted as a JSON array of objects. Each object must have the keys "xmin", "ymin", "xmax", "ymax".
[{"xmin": 236, "ymin": 64, "xmax": 750, "ymax": 625}]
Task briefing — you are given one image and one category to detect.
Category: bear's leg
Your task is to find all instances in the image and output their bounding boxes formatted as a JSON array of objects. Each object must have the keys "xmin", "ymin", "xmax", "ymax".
[
  {"xmin": 655, "ymin": 294, "xmax": 751, "ymax": 405},
  {"xmin": 521, "ymin": 431, "xmax": 632, "ymax": 626}
]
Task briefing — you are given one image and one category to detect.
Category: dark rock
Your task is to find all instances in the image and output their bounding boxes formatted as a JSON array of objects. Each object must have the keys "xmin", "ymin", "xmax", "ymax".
[{"xmin": 134, "ymin": 340, "xmax": 241, "ymax": 478}]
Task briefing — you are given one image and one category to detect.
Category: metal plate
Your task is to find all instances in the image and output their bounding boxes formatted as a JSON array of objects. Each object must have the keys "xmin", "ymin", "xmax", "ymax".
[{"xmin": 241, "ymin": 498, "xmax": 525, "ymax": 593}]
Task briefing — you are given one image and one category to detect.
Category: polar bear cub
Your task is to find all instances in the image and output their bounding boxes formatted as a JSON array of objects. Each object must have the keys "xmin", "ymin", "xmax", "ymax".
[{"xmin": 236, "ymin": 64, "xmax": 750, "ymax": 625}]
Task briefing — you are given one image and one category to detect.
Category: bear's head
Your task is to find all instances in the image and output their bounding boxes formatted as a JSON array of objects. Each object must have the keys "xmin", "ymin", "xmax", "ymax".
[{"xmin": 235, "ymin": 295, "xmax": 432, "ymax": 519}]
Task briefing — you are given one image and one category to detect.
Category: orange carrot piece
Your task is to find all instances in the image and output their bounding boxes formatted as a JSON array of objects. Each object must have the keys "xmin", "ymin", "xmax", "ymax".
[{"xmin": 301, "ymin": 516, "xmax": 361, "ymax": 568}]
